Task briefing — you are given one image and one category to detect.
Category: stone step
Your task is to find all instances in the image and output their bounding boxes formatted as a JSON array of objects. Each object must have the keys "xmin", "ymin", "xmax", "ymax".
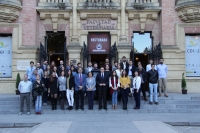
[{"xmin": 1, "ymin": 108, "xmax": 200, "ymax": 114}]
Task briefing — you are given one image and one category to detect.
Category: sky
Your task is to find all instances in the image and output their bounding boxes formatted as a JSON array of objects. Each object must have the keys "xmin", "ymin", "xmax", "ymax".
[{"xmin": 132, "ymin": 33, "xmax": 152, "ymax": 53}]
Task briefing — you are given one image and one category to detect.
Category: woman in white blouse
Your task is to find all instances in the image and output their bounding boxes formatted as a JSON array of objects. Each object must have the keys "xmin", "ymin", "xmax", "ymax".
[
  {"xmin": 109, "ymin": 70, "xmax": 120, "ymax": 109},
  {"xmin": 115, "ymin": 64, "xmax": 122, "ymax": 78},
  {"xmin": 132, "ymin": 71, "xmax": 141, "ymax": 110}
]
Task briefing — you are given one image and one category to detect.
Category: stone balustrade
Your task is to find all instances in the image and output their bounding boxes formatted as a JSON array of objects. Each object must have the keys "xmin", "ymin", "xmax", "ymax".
[
  {"xmin": 175, "ymin": 0, "xmax": 200, "ymax": 7},
  {"xmin": 85, "ymin": 0, "xmax": 112, "ymax": 3},
  {"xmin": 0, "ymin": 0, "xmax": 21, "ymax": 6},
  {"xmin": 133, "ymin": 0, "xmax": 158, "ymax": 3},
  {"xmin": 39, "ymin": 0, "xmax": 67, "ymax": 3}
]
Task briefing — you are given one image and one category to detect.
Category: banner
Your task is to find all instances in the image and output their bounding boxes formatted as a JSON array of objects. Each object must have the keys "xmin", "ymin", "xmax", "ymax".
[
  {"xmin": 0, "ymin": 36, "xmax": 12, "ymax": 78},
  {"xmin": 185, "ymin": 36, "xmax": 200, "ymax": 77},
  {"xmin": 88, "ymin": 33, "xmax": 110, "ymax": 54}
]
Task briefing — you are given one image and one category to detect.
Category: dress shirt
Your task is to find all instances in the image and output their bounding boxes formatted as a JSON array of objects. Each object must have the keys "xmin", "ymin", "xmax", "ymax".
[
  {"xmin": 123, "ymin": 62, "xmax": 126, "ymax": 70},
  {"xmin": 18, "ymin": 80, "xmax": 32, "ymax": 93},
  {"xmin": 157, "ymin": 64, "xmax": 168, "ymax": 78},
  {"xmin": 146, "ymin": 64, "xmax": 157, "ymax": 72},
  {"xmin": 115, "ymin": 69, "xmax": 121, "ymax": 78},
  {"xmin": 26, "ymin": 66, "xmax": 35, "ymax": 80},
  {"xmin": 128, "ymin": 66, "xmax": 132, "ymax": 76}
]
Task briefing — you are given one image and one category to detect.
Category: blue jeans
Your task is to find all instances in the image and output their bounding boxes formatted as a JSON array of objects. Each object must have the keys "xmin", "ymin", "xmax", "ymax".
[
  {"xmin": 112, "ymin": 90, "xmax": 118, "ymax": 105},
  {"xmin": 35, "ymin": 96, "xmax": 42, "ymax": 112},
  {"xmin": 149, "ymin": 83, "xmax": 158, "ymax": 102}
]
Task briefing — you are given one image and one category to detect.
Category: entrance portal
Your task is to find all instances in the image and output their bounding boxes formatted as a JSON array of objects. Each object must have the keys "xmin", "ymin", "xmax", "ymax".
[
  {"xmin": 134, "ymin": 54, "xmax": 149, "ymax": 70},
  {"xmin": 88, "ymin": 32, "xmax": 110, "ymax": 68},
  {"xmin": 91, "ymin": 54, "xmax": 108, "ymax": 67}
]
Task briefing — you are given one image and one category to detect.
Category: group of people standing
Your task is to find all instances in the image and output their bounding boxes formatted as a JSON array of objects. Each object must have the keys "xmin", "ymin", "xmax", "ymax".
[{"xmin": 18, "ymin": 56, "xmax": 168, "ymax": 115}]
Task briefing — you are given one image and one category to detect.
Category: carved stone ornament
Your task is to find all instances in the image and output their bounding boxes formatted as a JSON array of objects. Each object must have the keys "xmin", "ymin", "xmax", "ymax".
[
  {"xmin": 126, "ymin": 1, "xmax": 161, "ymax": 32},
  {"xmin": 175, "ymin": 1, "xmax": 200, "ymax": 23},
  {"xmin": 36, "ymin": 2, "xmax": 72, "ymax": 32},
  {"xmin": 0, "ymin": 0, "xmax": 22, "ymax": 23}
]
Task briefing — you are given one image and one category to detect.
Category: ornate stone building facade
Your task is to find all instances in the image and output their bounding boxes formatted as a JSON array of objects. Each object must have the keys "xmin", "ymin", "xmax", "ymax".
[{"xmin": 0, "ymin": 0, "xmax": 200, "ymax": 93}]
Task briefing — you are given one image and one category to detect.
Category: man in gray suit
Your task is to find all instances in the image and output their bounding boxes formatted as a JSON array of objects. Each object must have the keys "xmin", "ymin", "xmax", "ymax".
[{"xmin": 85, "ymin": 62, "xmax": 94, "ymax": 75}]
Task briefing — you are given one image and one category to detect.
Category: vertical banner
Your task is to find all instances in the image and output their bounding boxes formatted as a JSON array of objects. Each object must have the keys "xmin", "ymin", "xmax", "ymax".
[
  {"xmin": 185, "ymin": 36, "xmax": 200, "ymax": 77},
  {"xmin": 0, "ymin": 36, "xmax": 12, "ymax": 78},
  {"xmin": 88, "ymin": 33, "xmax": 110, "ymax": 54}
]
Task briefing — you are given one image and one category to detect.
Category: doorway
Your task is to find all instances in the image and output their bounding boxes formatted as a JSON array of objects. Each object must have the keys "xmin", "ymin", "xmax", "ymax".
[
  {"xmin": 91, "ymin": 54, "xmax": 108, "ymax": 68},
  {"xmin": 46, "ymin": 32, "xmax": 66, "ymax": 67},
  {"xmin": 134, "ymin": 54, "xmax": 149, "ymax": 70}
]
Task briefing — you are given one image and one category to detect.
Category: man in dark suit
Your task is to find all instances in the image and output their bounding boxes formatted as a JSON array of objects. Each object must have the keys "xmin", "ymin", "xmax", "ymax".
[
  {"xmin": 74, "ymin": 67, "xmax": 87, "ymax": 110},
  {"xmin": 41, "ymin": 60, "xmax": 48, "ymax": 71},
  {"xmin": 128, "ymin": 60, "xmax": 136, "ymax": 88},
  {"xmin": 96, "ymin": 67, "xmax": 109, "ymax": 110},
  {"xmin": 120, "ymin": 56, "xmax": 129, "ymax": 74}
]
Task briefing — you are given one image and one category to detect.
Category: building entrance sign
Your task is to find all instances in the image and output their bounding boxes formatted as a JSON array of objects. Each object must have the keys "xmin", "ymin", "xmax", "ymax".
[
  {"xmin": 88, "ymin": 32, "xmax": 110, "ymax": 54},
  {"xmin": 81, "ymin": 20, "xmax": 117, "ymax": 30},
  {"xmin": 185, "ymin": 36, "xmax": 200, "ymax": 77},
  {"xmin": 0, "ymin": 36, "xmax": 12, "ymax": 78}
]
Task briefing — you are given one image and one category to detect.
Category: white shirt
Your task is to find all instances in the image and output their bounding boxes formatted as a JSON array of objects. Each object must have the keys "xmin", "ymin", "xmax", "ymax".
[
  {"xmin": 132, "ymin": 76, "xmax": 141, "ymax": 90},
  {"xmin": 146, "ymin": 64, "xmax": 157, "ymax": 72},
  {"xmin": 115, "ymin": 69, "xmax": 122, "ymax": 78},
  {"xmin": 123, "ymin": 62, "xmax": 126, "ymax": 70},
  {"xmin": 18, "ymin": 80, "xmax": 32, "ymax": 93},
  {"xmin": 109, "ymin": 77, "xmax": 120, "ymax": 88},
  {"xmin": 128, "ymin": 66, "xmax": 132, "ymax": 76}
]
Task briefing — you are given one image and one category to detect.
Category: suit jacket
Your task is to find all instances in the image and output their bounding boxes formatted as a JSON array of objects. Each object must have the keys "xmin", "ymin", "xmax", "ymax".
[
  {"xmin": 74, "ymin": 73, "xmax": 87, "ymax": 91},
  {"xmin": 120, "ymin": 62, "xmax": 129, "ymax": 74},
  {"xmin": 96, "ymin": 72, "xmax": 109, "ymax": 90}
]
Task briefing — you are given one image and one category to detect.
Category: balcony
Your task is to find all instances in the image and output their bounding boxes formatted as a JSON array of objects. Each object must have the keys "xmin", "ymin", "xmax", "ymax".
[
  {"xmin": 126, "ymin": 0, "xmax": 160, "ymax": 10},
  {"xmin": 77, "ymin": 0, "xmax": 120, "ymax": 19},
  {"xmin": 0, "ymin": 0, "xmax": 22, "ymax": 22},
  {"xmin": 36, "ymin": 0, "xmax": 72, "ymax": 32},
  {"xmin": 175, "ymin": 0, "xmax": 200, "ymax": 23}
]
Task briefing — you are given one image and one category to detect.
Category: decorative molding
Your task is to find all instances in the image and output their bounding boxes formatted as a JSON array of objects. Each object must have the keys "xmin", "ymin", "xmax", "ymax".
[
  {"xmin": 36, "ymin": 2, "xmax": 72, "ymax": 32},
  {"xmin": 175, "ymin": 4, "xmax": 200, "ymax": 23},
  {"xmin": 0, "ymin": 0, "xmax": 22, "ymax": 23},
  {"xmin": 126, "ymin": 1, "xmax": 161, "ymax": 32},
  {"xmin": 126, "ymin": 10, "xmax": 161, "ymax": 32}
]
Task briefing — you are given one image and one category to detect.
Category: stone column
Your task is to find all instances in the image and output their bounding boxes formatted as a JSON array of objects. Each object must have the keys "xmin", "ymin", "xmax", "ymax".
[
  {"xmin": 119, "ymin": 0, "xmax": 127, "ymax": 42},
  {"xmin": 118, "ymin": 0, "xmax": 132, "ymax": 61},
  {"xmin": 71, "ymin": 0, "xmax": 79, "ymax": 43},
  {"xmin": 67, "ymin": 45, "xmax": 82, "ymax": 65}
]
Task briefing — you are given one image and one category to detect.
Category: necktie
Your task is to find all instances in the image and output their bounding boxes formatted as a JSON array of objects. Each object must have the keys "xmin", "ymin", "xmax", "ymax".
[
  {"xmin": 80, "ymin": 74, "xmax": 82, "ymax": 85},
  {"xmin": 101, "ymin": 73, "xmax": 103, "ymax": 78}
]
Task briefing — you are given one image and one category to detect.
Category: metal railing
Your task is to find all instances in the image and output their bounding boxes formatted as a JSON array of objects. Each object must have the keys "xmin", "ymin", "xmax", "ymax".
[
  {"xmin": 133, "ymin": 0, "xmax": 158, "ymax": 3},
  {"xmin": 39, "ymin": 0, "xmax": 67, "ymax": 3},
  {"xmin": 175, "ymin": 0, "xmax": 200, "ymax": 6},
  {"xmin": 85, "ymin": 0, "xmax": 112, "ymax": 3}
]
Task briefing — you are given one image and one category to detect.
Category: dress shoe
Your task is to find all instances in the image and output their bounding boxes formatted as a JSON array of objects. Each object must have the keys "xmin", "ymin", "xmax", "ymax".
[
  {"xmin": 144, "ymin": 98, "xmax": 148, "ymax": 101},
  {"xmin": 67, "ymin": 106, "xmax": 71, "ymax": 110},
  {"xmin": 75, "ymin": 107, "xmax": 79, "ymax": 110},
  {"xmin": 133, "ymin": 107, "xmax": 138, "ymax": 110},
  {"xmin": 112, "ymin": 105, "xmax": 115, "ymax": 110},
  {"xmin": 104, "ymin": 108, "xmax": 107, "ymax": 110},
  {"xmin": 158, "ymin": 94, "xmax": 162, "ymax": 97},
  {"xmin": 164, "ymin": 94, "xmax": 168, "ymax": 97},
  {"xmin": 155, "ymin": 102, "xmax": 159, "ymax": 105},
  {"xmin": 149, "ymin": 102, "xmax": 153, "ymax": 105},
  {"xmin": 98, "ymin": 107, "xmax": 102, "ymax": 110}
]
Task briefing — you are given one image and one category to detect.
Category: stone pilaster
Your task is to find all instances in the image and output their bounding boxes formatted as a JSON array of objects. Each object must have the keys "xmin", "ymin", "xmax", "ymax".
[
  {"xmin": 117, "ymin": 45, "xmax": 132, "ymax": 62},
  {"xmin": 119, "ymin": 0, "xmax": 127, "ymax": 42},
  {"xmin": 67, "ymin": 44, "xmax": 82, "ymax": 65},
  {"xmin": 70, "ymin": 0, "xmax": 79, "ymax": 43}
]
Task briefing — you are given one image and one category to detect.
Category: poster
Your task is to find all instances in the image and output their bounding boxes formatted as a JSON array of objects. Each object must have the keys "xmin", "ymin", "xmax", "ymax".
[
  {"xmin": 88, "ymin": 32, "xmax": 110, "ymax": 54},
  {"xmin": 0, "ymin": 36, "xmax": 12, "ymax": 78},
  {"xmin": 185, "ymin": 36, "xmax": 200, "ymax": 77}
]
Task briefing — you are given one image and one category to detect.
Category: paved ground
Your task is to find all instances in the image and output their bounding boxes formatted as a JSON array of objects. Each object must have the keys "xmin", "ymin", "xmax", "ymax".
[{"xmin": 175, "ymin": 126, "xmax": 200, "ymax": 133}]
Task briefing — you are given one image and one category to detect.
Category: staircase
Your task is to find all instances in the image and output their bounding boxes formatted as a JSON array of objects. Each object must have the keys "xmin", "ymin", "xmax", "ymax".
[{"xmin": 0, "ymin": 93, "xmax": 200, "ymax": 114}]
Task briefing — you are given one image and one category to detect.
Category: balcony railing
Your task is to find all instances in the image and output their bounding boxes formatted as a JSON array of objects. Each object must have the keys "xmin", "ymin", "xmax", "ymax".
[
  {"xmin": 85, "ymin": 0, "xmax": 112, "ymax": 3},
  {"xmin": 175, "ymin": 0, "xmax": 200, "ymax": 7},
  {"xmin": 39, "ymin": 0, "xmax": 67, "ymax": 3},
  {"xmin": 133, "ymin": 0, "xmax": 158, "ymax": 3},
  {"xmin": 0, "ymin": 0, "xmax": 22, "ymax": 6}
]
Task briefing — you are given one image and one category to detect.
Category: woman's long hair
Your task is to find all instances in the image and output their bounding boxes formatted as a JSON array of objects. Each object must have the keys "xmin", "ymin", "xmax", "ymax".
[
  {"xmin": 121, "ymin": 70, "xmax": 127, "ymax": 78},
  {"xmin": 66, "ymin": 69, "xmax": 73, "ymax": 78},
  {"xmin": 50, "ymin": 72, "xmax": 56, "ymax": 82},
  {"xmin": 111, "ymin": 70, "xmax": 118, "ymax": 80}
]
